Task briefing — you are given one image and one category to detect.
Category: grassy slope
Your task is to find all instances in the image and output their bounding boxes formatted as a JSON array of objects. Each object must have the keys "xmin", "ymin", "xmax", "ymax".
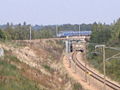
[
  {"xmin": 0, "ymin": 40, "xmax": 83, "ymax": 90},
  {"xmin": 87, "ymin": 45, "xmax": 120, "ymax": 83},
  {"xmin": 0, "ymin": 54, "xmax": 39, "ymax": 90}
]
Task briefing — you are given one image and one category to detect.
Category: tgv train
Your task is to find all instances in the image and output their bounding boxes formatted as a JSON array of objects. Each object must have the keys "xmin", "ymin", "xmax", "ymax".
[{"xmin": 57, "ymin": 31, "xmax": 92, "ymax": 37}]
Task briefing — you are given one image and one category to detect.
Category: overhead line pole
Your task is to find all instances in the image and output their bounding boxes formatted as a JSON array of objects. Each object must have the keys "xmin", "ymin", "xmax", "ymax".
[
  {"xmin": 30, "ymin": 26, "xmax": 32, "ymax": 40},
  {"xmin": 103, "ymin": 46, "xmax": 106, "ymax": 90},
  {"xmin": 56, "ymin": 25, "xmax": 58, "ymax": 37},
  {"xmin": 79, "ymin": 24, "xmax": 80, "ymax": 37},
  {"xmin": 95, "ymin": 45, "xmax": 106, "ymax": 90}
]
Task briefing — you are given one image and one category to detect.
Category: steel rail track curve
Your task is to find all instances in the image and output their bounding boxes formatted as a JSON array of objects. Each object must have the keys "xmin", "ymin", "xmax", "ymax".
[{"xmin": 71, "ymin": 52, "xmax": 120, "ymax": 90}]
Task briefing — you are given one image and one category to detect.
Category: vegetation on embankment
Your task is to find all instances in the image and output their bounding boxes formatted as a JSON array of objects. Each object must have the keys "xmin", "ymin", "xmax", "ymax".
[
  {"xmin": 88, "ymin": 46, "xmax": 120, "ymax": 82},
  {"xmin": 87, "ymin": 18, "xmax": 120, "ymax": 83},
  {"xmin": 0, "ymin": 39, "xmax": 83, "ymax": 90},
  {"xmin": 0, "ymin": 51, "xmax": 40, "ymax": 90}
]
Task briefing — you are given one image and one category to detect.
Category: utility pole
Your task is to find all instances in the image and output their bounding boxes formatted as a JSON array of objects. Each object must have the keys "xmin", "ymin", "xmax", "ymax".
[
  {"xmin": 85, "ymin": 42, "xmax": 87, "ymax": 82},
  {"xmin": 56, "ymin": 25, "xmax": 58, "ymax": 37},
  {"xmin": 29, "ymin": 26, "xmax": 32, "ymax": 40},
  {"xmin": 95, "ymin": 45, "xmax": 120, "ymax": 90},
  {"xmin": 103, "ymin": 46, "xmax": 106, "ymax": 90},
  {"xmin": 95, "ymin": 45, "xmax": 106, "ymax": 90},
  {"xmin": 79, "ymin": 24, "xmax": 80, "ymax": 36}
]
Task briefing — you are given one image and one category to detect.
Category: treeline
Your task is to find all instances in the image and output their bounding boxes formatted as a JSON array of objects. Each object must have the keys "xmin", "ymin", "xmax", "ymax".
[
  {"xmin": 1, "ymin": 18, "xmax": 120, "ymax": 41},
  {"xmin": 0, "ymin": 23, "xmax": 54, "ymax": 40},
  {"xmin": 90, "ymin": 18, "xmax": 120, "ymax": 46},
  {"xmin": 0, "ymin": 23, "xmax": 92, "ymax": 40},
  {"xmin": 88, "ymin": 18, "xmax": 120, "ymax": 83},
  {"xmin": 57, "ymin": 24, "xmax": 92, "ymax": 31}
]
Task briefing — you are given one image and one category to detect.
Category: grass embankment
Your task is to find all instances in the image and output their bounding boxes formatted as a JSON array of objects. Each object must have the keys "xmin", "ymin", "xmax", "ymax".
[
  {"xmin": 0, "ymin": 51, "xmax": 39, "ymax": 90},
  {"xmin": 87, "ymin": 45, "xmax": 120, "ymax": 83},
  {"xmin": 0, "ymin": 40, "xmax": 83, "ymax": 90}
]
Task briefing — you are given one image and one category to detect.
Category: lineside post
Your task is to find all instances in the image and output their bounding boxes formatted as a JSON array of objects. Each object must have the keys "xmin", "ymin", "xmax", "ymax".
[
  {"xmin": 29, "ymin": 26, "xmax": 32, "ymax": 40},
  {"xmin": 85, "ymin": 42, "xmax": 88, "ymax": 82},
  {"xmin": 56, "ymin": 25, "xmax": 58, "ymax": 37},
  {"xmin": 103, "ymin": 46, "xmax": 106, "ymax": 90},
  {"xmin": 95, "ymin": 45, "xmax": 106, "ymax": 90}
]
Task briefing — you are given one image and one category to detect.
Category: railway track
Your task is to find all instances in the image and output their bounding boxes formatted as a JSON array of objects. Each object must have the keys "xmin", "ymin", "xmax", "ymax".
[{"xmin": 71, "ymin": 52, "xmax": 120, "ymax": 90}]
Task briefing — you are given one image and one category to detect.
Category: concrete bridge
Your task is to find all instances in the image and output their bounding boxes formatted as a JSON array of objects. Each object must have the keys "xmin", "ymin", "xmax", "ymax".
[
  {"xmin": 18, "ymin": 36, "xmax": 90, "ymax": 42},
  {"xmin": 15, "ymin": 36, "xmax": 90, "ymax": 53}
]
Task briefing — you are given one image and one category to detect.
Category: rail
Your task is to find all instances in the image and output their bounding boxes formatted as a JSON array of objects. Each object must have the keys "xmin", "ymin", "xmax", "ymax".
[{"xmin": 71, "ymin": 52, "xmax": 120, "ymax": 90}]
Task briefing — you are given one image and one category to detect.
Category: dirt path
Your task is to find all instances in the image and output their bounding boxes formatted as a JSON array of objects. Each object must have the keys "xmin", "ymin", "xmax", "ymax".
[{"xmin": 63, "ymin": 54, "xmax": 95, "ymax": 90}]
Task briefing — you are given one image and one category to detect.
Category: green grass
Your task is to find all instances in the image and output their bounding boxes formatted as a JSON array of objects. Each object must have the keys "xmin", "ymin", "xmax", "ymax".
[
  {"xmin": 72, "ymin": 82, "xmax": 82, "ymax": 90},
  {"xmin": 0, "ymin": 40, "xmax": 26, "ymax": 49},
  {"xmin": 0, "ymin": 61, "xmax": 39, "ymax": 90},
  {"xmin": 42, "ymin": 64, "xmax": 54, "ymax": 73},
  {"xmin": 0, "ymin": 76, "xmax": 39, "ymax": 90},
  {"xmin": 87, "ymin": 45, "xmax": 120, "ymax": 83},
  {"xmin": 0, "ymin": 54, "xmax": 40, "ymax": 90},
  {"xmin": 0, "ymin": 60, "xmax": 17, "ymax": 76},
  {"xmin": 106, "ymin": 59, "xmax": 120, "ymax": 82}
]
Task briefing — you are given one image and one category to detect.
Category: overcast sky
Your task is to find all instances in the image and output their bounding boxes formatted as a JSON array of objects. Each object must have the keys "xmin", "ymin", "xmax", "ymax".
[{"xmin": 0, "ymin": 0, "xmax": 120, "ymax": 25}]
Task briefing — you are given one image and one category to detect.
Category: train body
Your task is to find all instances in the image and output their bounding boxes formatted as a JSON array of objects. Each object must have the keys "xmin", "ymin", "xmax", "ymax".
[{"xmin": 57, "ymin": 31, "xmax": 92, "ymax": 37}]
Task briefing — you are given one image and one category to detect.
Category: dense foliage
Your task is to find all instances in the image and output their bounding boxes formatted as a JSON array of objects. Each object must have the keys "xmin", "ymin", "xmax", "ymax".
[
  {"xmin": 0, "ymin": 30, "xmax": 6, "ymax": 40},
  {"xmin": 0, "ymin": 23, "xmax": 92, "ymax": 40},
  {"xmin": 90, "ymin": 18, "xmax": 120, "ymax": 46},
  {"xmin": 90, "ymin": 22, "xmax": 112, "ymax": 44},
  {"xmin": 88, "ymin": 18, "xmax": 120, "ymax": 83},
  {"xmin": 1, "ymin": 19, "xmax": 120, "ymax": 41}
]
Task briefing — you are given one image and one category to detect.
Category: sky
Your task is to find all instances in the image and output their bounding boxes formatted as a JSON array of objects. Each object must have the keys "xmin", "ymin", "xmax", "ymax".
[{"xmin": 0, "ymin": 0, "xmax": 120, "ymax": 25}]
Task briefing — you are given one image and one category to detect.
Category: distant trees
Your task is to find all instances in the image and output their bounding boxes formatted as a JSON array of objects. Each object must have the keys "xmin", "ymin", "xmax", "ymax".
[
  {"xmin": 4, "ymin": 23, "xmax": 30, "ymax": 40},
  {"xmin": 109, "ymin": 18, "xmax": 120, "ymax": 45},
  {"xmin": 88, "ymin": 19, "xmax": 120, "ymax": 83},
  {"xmin": 0, "ymin": 18, "xmax": 120, "ymax": 42},
  {"xmin": 90, "ymin": 18, "xmax": 120, "ymax": 46},
  {"xmin": 0, "ymin": 29, "xmax": 7, "ymax": 40},
  {"xmin": 1, "ymin": 23, "xmax": 55, "ymax": 40},
  {"xmin": 58, "ymin": 24, "xmax": 92, "ymax": 31},
  {"xmin": 0, "ymin": 23, "xmax": 94, "ymax": 41},
  {"xmin": 90, "ymin": 22, "xmax": 112, "ymax": 44}
]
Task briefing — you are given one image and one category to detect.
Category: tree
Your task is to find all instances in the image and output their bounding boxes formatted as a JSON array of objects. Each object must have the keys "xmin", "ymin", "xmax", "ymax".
[
  {"xmin": 110, "ymin": 18, "xmax": 120, "ymax": 43},
  {"xmin": 0, "ymin": 29, "xmax": 7, "ymax": 40},
  {"xmin": 90, "ymin": 23, "xmax": 111, "ymax": 44},
  {"xmin": 23, "ymin": 21, "xmax": 27, "ymax": 26}
]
